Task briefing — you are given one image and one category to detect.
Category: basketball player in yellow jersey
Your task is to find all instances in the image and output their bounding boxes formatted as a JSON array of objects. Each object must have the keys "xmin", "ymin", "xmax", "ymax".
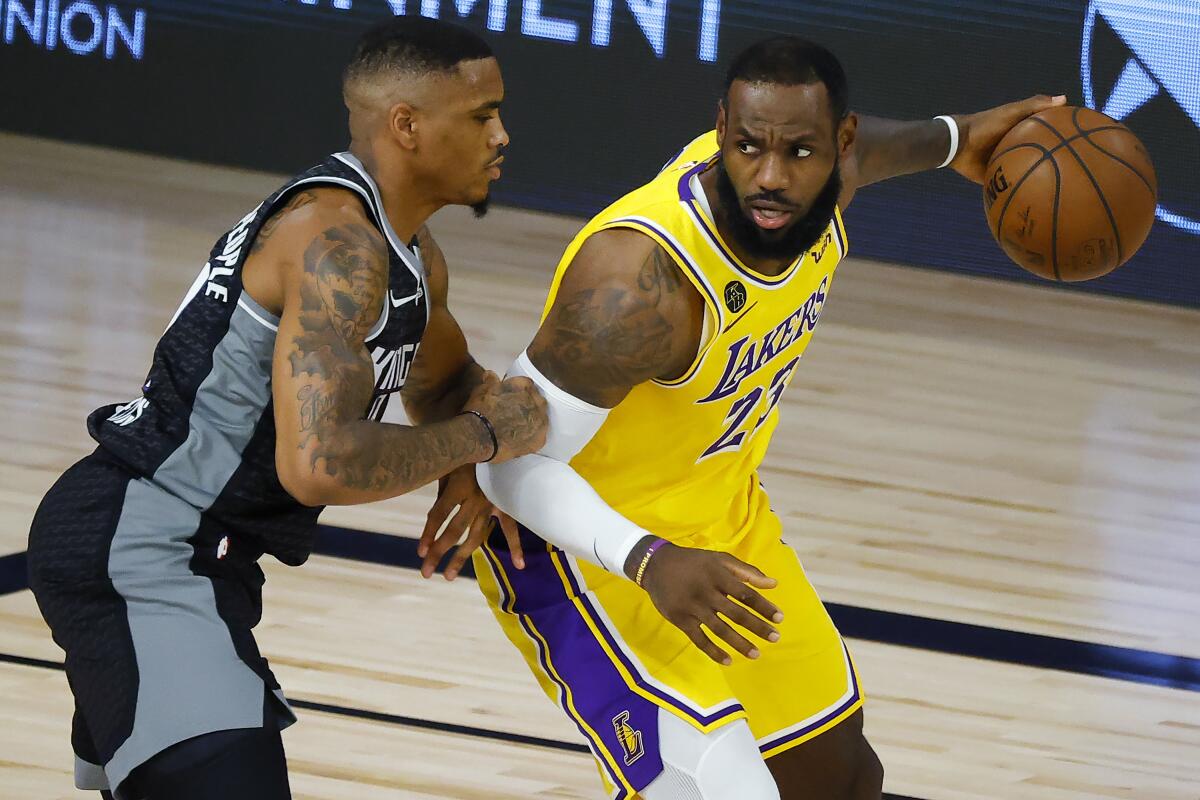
[{"xmin": 464, "ymin": 37, "xmax": 1063, "ymax": 799}]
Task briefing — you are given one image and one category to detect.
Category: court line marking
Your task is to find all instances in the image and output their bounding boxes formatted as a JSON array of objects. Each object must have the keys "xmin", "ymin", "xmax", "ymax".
[
  {"xmin": 311, "ymin": 525, "xmax": 1200, "ymax": 692},
  {"xmin": 0, "ymin": 552, "xmax": 24, "ymax": 595},
  {"xmin": 7, "ymin": 523, "xmax": 1199, "ymax": 692},
  {"xmin": 0, "ymin": 651, "xmax": 924, "ymax": 800},
  {"xmin": 0, "ymin": 649, "xmax": 591, "ymax": 754}
]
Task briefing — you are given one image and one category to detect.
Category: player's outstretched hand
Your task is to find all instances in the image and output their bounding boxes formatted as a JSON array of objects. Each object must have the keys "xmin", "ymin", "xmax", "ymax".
[
  {"xmin": 630, "ymin": 541, "xmax": 783, "ymax": 666},
  {"xmin": 465, "ymin": 374, "xmax": 549, "ymax": 463},
  {"xmin": 419, "ymin": 464, "xmax": 524, "ymax": 580},
  {"xmin": 950, "ymin": 94, "xmax": 1068, "ymax": 184}
]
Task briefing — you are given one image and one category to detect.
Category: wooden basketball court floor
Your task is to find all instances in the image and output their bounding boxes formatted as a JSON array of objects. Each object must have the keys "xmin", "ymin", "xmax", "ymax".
[{"xmin": 1, "ymin": 132, "xmax": 1197, "ymax": 799}]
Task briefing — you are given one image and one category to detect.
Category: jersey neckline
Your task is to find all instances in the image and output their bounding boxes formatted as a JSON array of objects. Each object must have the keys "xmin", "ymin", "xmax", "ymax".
[
  {"xmin": 677, "ymin": 155, "xmax": 805, "ymax": 289},
  {"xmin": 331, "ymin": 152, "xmax": 426, "ymax": 289}
]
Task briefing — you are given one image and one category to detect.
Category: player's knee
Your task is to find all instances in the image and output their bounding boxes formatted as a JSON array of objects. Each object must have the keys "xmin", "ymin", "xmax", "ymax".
[
  {"xmin": 643, "ymin": 712, "xmax": 779, "ymax": 800},
  {"xmin": 695, "ymin": 726, "xmax": 778, "ymax": 800}
]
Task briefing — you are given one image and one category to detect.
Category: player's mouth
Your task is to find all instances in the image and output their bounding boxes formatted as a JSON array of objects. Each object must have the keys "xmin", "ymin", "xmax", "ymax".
[
  {"xmin": 485, "ymin": 156, "xmax": 505, "ymax": 180},
  {"xmin": 747, "ymin": 201, "xmax": 795, "ymax": 230}
]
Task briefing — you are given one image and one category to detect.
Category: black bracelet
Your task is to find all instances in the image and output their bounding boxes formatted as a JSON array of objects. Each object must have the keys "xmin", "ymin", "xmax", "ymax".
[{"xmin": 461, "ymin": 410, "xmax": 499, "ymax": 462}]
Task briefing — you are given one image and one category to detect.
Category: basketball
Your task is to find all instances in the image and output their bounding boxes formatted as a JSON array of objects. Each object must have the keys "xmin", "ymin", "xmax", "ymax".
[
  {"xmin": 982, "ymin": 106, "xmax": 1157, "ymax": 282},
  {"xmin": 10, "ymin": 12, "xmax": 1200, "ymax": 800}
]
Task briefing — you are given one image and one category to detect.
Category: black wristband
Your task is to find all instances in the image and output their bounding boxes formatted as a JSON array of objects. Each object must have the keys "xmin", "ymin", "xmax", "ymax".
[{"xmin": 461, "ymin": 410, "xmax": 499, "ymax": 462}]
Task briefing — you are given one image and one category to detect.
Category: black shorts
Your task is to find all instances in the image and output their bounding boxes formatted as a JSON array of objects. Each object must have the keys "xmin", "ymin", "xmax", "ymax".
[{"xmin": 27, "ymin": 450, "xmax": 295, "ymax": 797}]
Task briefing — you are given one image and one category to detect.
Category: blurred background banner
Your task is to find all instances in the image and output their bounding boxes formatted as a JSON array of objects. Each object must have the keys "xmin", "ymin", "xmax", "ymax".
[{"xmin": 1, "ymin": 0, "xmax": 1195, "ymax": 305}]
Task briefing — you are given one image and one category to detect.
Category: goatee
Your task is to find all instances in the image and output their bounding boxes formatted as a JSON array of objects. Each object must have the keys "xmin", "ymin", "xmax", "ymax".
[{"xmin": 714, "ymin": 160, "xmax": 841, "ymax": 262}]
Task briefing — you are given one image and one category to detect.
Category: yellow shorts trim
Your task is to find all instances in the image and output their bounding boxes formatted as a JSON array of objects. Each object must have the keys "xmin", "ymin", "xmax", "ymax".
[
  {"xmin": 757, "ymin": 642, "xmax": 865, "ymax": 760},
  {"xmin": 475, "ymin": 529, "xmax": 866, "ymax": 795},
  {"xmin": 548, "ymin": 549, "xmax": 748, "ymax": 735}
]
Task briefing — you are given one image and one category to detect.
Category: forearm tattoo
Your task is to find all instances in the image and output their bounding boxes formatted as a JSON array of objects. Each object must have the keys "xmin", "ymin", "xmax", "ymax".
[{"xmin": 287, "ymin": 223, "xmax": 484, "ymax": 497}]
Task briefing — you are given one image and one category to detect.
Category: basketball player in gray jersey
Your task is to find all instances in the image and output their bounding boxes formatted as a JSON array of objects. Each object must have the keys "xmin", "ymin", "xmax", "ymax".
[{"xmin": 26, "ymin": 17, "xmax": 546, "ymax": 800}]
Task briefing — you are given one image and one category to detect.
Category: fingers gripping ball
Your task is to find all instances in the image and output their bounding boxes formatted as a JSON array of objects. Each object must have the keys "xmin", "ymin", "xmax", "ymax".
[{"xmin": 983, "ymin": 105, "xmax": 1157, "ymax": 281}]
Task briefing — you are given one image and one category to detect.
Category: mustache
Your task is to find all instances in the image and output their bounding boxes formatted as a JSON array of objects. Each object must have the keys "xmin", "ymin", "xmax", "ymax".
[
  {"xmin": 714, "ymin": 158, "xmax": 841, "ymax": 261},
  {"xmin": 744, "ymin": 190, "xmax": 797, "ymax": 209}
]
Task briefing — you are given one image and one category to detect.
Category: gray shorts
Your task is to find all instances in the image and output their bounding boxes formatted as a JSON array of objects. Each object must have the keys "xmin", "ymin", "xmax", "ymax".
[{"xmin": 28, "ymin": 451, "xmax": 296, "ymax": 798}]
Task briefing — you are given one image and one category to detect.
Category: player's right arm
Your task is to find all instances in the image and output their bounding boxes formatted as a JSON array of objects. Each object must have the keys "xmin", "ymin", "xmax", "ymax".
[
  {"xmin": 478, "ymin": 229, "xmax": 784, "ymax": 665},
  {"xmin": 838, "ymin": 95, "xmax": 1067, "ymax": 208},
  {"xmin": 262, "ymin": 190, "xmax": 547, "ymax": 507}
]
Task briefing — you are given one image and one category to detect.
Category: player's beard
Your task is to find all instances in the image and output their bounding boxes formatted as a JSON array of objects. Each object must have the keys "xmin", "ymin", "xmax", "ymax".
[
  {"xmin": 471, "ymin": 195, "xmax": 490, "ymax": 218},
  {"xmin": 714, "ymin": 160, "xmax": 841, "ymax": 261}
]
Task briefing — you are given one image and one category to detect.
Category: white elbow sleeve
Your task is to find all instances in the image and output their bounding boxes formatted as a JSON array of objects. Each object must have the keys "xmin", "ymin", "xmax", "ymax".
[
  {"xmin": 476, "ymin": 352, "xmax": 648, "ymax": 575},
  {"xmin": 506, "ymin": 351, "xmax": 608, "ymax": 461}
]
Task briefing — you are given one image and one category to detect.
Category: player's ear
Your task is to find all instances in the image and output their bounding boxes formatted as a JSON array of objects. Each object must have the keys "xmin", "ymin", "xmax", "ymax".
[
  {"xmin": 837, "ymin": 111, "xmax": 857, "ymax": 160},
  {"xmin": 716, "ymin": 99, "xmax": 727, "ymax": 145},
  {"xmin": 388, "ymin": 102, "xmax": 419, "ymax": 151}
]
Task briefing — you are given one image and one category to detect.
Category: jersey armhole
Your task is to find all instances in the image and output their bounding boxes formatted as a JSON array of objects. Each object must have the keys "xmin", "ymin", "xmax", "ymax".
[
  {"xmin": 264, "ymin": 178, "xmax": 389, "ymax": 342},
  {"xmin": 832, "ymin": 205, "xmax": 849, "ymax": 258},
  {"xmin": 593, "ymin": 219, "xmax": 723, "ymax": 389}
]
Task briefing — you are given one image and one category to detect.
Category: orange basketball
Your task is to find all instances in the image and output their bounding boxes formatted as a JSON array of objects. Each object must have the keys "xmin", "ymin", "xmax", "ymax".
[{"xmin": 982, "ymin": 106, "xmax": 1157, "ymax": 282}]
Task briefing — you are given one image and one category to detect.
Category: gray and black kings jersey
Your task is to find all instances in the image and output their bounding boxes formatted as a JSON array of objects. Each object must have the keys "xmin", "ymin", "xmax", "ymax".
[{"xmin": 87, "ymin": 153, "xmax": 428, "ymax": 565}]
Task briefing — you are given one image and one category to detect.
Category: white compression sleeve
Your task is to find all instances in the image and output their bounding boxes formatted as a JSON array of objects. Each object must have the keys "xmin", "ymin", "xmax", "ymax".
[
  {"xmin": 641, "ymin": 710, "xmax": 779, "ymax": 800},
  {"xmin": 476, "ymin": 352, "xmax": 649, "ymax": 575}
]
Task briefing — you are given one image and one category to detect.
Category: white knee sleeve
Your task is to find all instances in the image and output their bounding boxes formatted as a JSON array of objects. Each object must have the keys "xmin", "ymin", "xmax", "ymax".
[{"xmin": 641, "ymin": 708, "xmax": 779, "ymax": 800}]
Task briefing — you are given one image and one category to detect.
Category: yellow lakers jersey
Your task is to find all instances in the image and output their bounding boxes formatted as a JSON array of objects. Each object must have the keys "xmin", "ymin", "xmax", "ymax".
[{"xmin": 543, "ymin": 131, "xmax": 848, "ymax": 550}]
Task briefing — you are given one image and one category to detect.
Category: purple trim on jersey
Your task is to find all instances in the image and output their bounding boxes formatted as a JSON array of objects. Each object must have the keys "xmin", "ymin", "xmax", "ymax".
[
  {"xmin": 831, "ymin": 210, "xmax": 849, "ymax": 256},
  {"xmin": 756, "ymin": 641, "xmax": 862, "ymax": 754},
  {"xmin": 481, "ymin": 543, "xmax": 660, "ymax": 796},
  {"xmin": 676, "ymin": 157, "xmax": 713, "ymax": 203},
  {"xmin": 608, "ymin": 216, "xmax": 723, "ymax": 318},
  {"xmin": 550, "ymin": 550, "xmax": 745, "ymax": 729}
]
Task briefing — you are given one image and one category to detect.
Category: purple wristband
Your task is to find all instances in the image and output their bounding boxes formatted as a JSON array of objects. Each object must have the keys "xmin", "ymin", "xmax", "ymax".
[{"xmin": 634, "ymin": 537, "xmax": 669, "ymax": 587}]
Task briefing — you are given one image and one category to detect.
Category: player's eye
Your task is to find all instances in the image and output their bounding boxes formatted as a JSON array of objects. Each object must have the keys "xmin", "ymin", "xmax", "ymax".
[
  {"xmin": 795, "ymin": 147, "xmax": 812, "ymax": 158},
  {"xmin": 738, "ymin": 141, "xmax": 759, "ymax": 155}
]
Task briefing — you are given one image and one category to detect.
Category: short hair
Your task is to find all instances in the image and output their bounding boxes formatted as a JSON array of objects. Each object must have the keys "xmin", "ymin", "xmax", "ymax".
[
  {"xmin": 343, "ymin": 15, "xmax": 494, "ymax": 88},
  {"xmin": 724, "ymin": 36, "xmax": 849, "ymax": 123}
]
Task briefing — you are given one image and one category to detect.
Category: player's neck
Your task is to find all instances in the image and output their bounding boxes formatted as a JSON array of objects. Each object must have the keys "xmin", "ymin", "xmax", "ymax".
[
  {"xmin": 696, "ymin": 167, "xmax": 796, "ymax": 277},
  {"xmin": 349, "ymin": 140, "xmax": 440, "ymax": 243}
]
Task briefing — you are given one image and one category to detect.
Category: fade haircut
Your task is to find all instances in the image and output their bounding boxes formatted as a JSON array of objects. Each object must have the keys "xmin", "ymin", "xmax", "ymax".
[
  {"xmin": 724, "ymin": 36, "xmax": 849, "ymax": 125},
  {"xmin": 343, "ymin": 15, "xmax": 494, "ymax": 89}
]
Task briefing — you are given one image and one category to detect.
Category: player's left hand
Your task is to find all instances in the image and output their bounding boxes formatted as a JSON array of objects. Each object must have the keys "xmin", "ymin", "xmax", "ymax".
[
  {"xmin": 418, "ymin": 464, "xmax": 524, "ymax": 580},
  {"xmin": 950, "ymin": 94, "xmax": 1067, "ymax": 184}
]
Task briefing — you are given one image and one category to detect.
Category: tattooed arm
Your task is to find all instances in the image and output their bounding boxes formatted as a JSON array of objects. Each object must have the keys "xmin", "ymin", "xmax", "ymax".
[
  {"xmin": 400, "ymin": 225, "xmax": 527, "ymax": 581},
  {"xmin": 479, "ymin": 228, "xmax": 702, "ymax": 576},
  {"xmin": 478, "ymin": 229, "xmax": 783, "ymax": 665},
  {"xmin": 527, "ymin": 228, "xmax": 704, "ymax": 406},
  {"xmin": 267, "ymin": 192, "xmax": 546, "ymax": 507},
  {"xmin": 516, "ymin": 229, "xmax": 702, "ymax": 572},
  {"xmin": 401, "ymin": 225, "xmax": 486, "ymax": 425}
]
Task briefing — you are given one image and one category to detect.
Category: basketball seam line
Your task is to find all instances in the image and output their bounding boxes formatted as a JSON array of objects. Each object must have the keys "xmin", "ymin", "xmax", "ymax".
[
  {"xmin": 1070, "ymin": 106, "xmax": 1156, "ymax": 195},
  {"xmin": 1075, "ymin": 136, "xmax": 1155, "ymax": 196},
  {"xmin": 989, "ymin": 124, "xmax": 1124, "ymax": 164},
  {"xmin": 1030, "ymin": 116, "xmax": 1124, "ymax": 266},
  {"xmin": 993, "ymin": 141, "xmax": 1062, "ymax": 280},
  {"xmin": 993, "ymin": 143, "xmax": 1049, "ymax": 238}
]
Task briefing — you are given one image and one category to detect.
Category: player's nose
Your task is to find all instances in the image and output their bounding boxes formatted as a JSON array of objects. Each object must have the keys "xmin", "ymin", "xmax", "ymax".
[
  {"xmin": 490, "ymin": 117, "xmax": 510, "ymax": 150},
  {"xmin": 755, "ymin": 152, "xmax": 789, "ymax": 193}
]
